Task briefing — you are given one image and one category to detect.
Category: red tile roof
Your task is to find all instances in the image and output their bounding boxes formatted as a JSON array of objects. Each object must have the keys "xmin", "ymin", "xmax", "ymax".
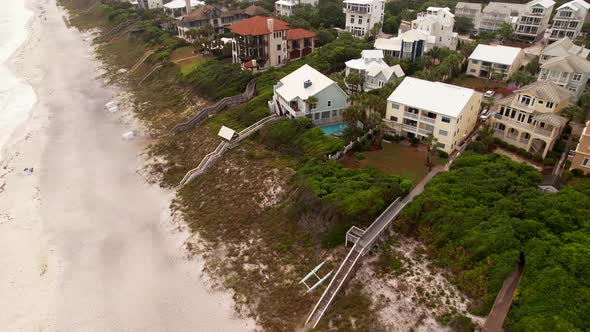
[
  {"xmin": 229, "ymin": 16, "xmax": 289, "ymax": 36},
  {"xmin": 242, "ymin": 60, "xmax": 259, "ymax": 68},
  {"xmin": 286, "ymin": 28, "xmax": 316, "ymax": 40}
]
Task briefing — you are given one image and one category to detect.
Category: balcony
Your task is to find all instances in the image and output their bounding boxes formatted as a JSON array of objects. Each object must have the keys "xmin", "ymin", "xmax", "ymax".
[
  {"xmin": 420, "ymin": 115, "xmax": 436, "ymax": 124},
  {"xmin": 344, "ymin": 6, "xmax": 369, "ymax": 14},
  {"xmin": 520, "ymin": 136, "xmax": 530, "ymax": 144},
  {"xmin": 534, "ymin": 126, "xmax": 554, "ymax": 137},
  {"xmin": 494, "ymin": 113, "xmax": 535, "ymax": 132},
  {"xmin": 418, "ymin": 128, "xmax": 432, "ymax": 136},
  {"xmin": 404, "ymin": 111, "xmax": 419, "ymax": 120},
  {"xmin": 402, "ymin": 124, "xmax": 417, "ymax": 132}
]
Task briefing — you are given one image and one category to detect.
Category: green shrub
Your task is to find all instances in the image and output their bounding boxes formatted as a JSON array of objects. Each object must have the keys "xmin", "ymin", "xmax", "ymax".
[
  {"xmin": 532, "ymin": 153, "xmax": 543, "ymax": 163},
  {"xmin": 355, "ymin": 152, "xmax": 366, "ymax": 160},
  {"xmin": 571, "ymin": 168, "xmax": 585, "ymax": 177},
  {"xmin": 437, "ymin": 149, "xmax": 449, "ymax": 159},
  {"xmin": 543, "ymin": 157, "xmax": 556, "ymax": 166},
  {"xmin": 183, "ymin": 58, "xmax": 252, "ymax": 100}
]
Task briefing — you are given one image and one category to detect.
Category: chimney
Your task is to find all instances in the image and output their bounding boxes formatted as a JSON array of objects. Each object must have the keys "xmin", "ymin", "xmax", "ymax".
[
  {"xmin": 185, "ymin": 0, "xmax": 191, "ymax": 14},
  {"xmin": 304, "ymin": 80, "xmax": 312, "ymax": 89},
  {"xmin": 267, "ymin": 18, "xmax": 274, "ymax": 33},
  {"xmin": 252, "ymin": 59, "xmax": 257, "ymax": 67}
]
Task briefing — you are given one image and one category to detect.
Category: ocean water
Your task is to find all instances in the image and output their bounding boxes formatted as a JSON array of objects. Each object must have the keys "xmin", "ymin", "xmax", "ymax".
[{"xmin": 0, "ymin": 0, "xmax": 36, "ymax": 161}]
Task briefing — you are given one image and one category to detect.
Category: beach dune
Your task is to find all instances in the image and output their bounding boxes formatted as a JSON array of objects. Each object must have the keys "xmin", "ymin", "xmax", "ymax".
[{"xmin": 0, "ymin": 0, "xmax": 254, "ymax": 331}]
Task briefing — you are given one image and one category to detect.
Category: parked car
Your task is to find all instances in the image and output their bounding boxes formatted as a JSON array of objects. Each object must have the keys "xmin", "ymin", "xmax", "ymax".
[
  {"xmin": 479, "ymin": 108, "xmax": 491, "ymax": 121},
  {"xmin": 484, "ymin": 90, "xmax": 495, "ymax": 98}
]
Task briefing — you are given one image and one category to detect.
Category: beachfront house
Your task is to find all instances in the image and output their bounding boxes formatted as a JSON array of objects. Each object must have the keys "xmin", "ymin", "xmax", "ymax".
[
  {"xmin": 343, "ymin": 0, "xmax": 385, "ymax": 37},
  {"xmin": 163, "ymin": 0, "xmax": 204, "ymax": 19},
  {"xmin": 540, "ymin": 37, "xmax": 590, "ymax": 63},
  {"xmin": 548, "ymin": 0, "xmax": 590, "ymax": 42},
  {"xmin": 569, "ymin": 120, "xmax": 590, "ymax": 173},
  {"xmin": 275, "ymin": 0, "xmax": 318, "ymax": 17},
  {"xmin": 384, "ymin": 77, "xmax": 482, "ymax": 153},
  {"xmin": 454, "ymin": 2, "xmax": 482, "ymax": 33},
  {"xmin": 374, "ymin": 29, "xmax": 435, "ymax": 62},
  {"xmin": 513, "ymin": 0, "xmax": 555, "ymax": 42},
  {"xmin": 467, "ymin": 44, "xmax": 525, "ymax": 80},
  {"xmin": 479, "ymin": 2, "xmax": 526, "ymax": 32},
  {"xmin": 411, "ymin": 7, "xmax": 458, "ymax": 50},
  {"xmin": 490, "ymin": 81, "xmax": 572, "ymax": 157},
  {"xmin": 177, "ymin": 4, "xmax": 268, "ymax": 37},
  {"xmin": 344, "ymin": 50, "xmax": 405, "ymax": 92},
  {"xmin": 537, "ymin": 54, "xmax": 590, "ymax": 101},
  {"xmin": 269, "ymin": 64, "xmax": 349, "ymax": 125},
  {"xmin": 286, "ymin": 28, "xmax": 316, "ymax": 61}
]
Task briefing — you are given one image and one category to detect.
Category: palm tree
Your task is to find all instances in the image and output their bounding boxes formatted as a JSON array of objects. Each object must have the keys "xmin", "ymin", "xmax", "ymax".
[
  {"xmin": 424, "ymin": 133, "xmax": 438, "ymax": 171},
  {"xmin": 305, "ymin": 96, "xmax": 318, "ymax": 112}
]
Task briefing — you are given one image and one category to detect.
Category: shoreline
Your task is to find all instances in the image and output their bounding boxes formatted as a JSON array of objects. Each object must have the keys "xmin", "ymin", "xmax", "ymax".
[{"xmin": 0, "ymin": 0, "xmax": 255, "ymax": 330}]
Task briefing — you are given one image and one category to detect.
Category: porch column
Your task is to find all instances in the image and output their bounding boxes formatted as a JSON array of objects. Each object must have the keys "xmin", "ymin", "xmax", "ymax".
[{"xmin": 542, "ymin": 140, "xmax": 550, "ymax": 158}]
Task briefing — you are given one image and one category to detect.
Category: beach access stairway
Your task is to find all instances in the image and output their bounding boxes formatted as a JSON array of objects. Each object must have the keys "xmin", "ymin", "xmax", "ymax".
[
  {"xmin": 171, "ymin": 79, "xmax": 257, "ymax": 134},
  {"xmin": 138, "ymin": 63, "xmax": 163, "ymax": 86},
  {"xmin": 178, "ymin": 114, "xmax": 279, "ymax": 187},
  {"xmin": 306, "ymin": 197, "xmax": 407, "ymax": 328},
  {"xmin": 97, "ymin": 18, "xmax": 139, "ymax": 42},
  {"xmin": 131, "ymin": 50, "xmax": 155, "ymax": 73}
]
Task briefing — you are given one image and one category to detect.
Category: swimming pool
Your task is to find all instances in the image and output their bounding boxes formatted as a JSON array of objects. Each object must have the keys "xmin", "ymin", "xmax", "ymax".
[{"xmin": 320, "ymin": 123, "xmax": 348, "ymax": 136}]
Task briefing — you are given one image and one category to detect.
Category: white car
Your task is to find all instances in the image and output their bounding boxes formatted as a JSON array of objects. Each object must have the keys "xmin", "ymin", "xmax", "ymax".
[
  {"xmin": 484, "ymin": 90, "xmax": 495, "ymax": 98},
  {"xmin": 479, "ymin": 108, "xmax": 491, "ymax": 121}
]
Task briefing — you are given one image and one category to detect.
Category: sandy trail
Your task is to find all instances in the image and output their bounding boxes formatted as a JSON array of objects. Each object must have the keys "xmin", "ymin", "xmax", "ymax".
[{"xmin": 0, "ymin": 0, "xmax": 254, "ymax": 331}]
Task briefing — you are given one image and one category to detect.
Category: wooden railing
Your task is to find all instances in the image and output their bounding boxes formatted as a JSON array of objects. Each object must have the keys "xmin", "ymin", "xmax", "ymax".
[
  {"xmin": 137, "ymin": 64, "xmax": 163, "ymax": 86},
  {"xmin": 171, "ymin": 78, "xmax": 258, "ymax": 134}
]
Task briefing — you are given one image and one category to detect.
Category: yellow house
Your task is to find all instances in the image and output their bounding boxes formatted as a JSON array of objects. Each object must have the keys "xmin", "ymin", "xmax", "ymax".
[
  {"xmin": 490, "ymin": 81, "xmax": 572, "ymax": 158},
  {"xmin": 570, "ymin": 121, "xmax": 590, "ymax": 173},
  {"xmin": 467, "ymin": 44, "xmax": 525, "ymax": 80},
  {"xmin": 384, "ymin": 77, "xmax": 482, "ymax": 153}
]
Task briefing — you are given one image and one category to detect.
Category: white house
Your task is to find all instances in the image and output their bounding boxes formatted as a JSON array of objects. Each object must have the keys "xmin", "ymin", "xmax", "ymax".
[
  {"xmin": 540, "ymin": 37, "xmax": 590, "ymax": 63},
  {"xmin": 411, "ymin": 7, "xmax": 458, "ymax": 50},
  {"xmin": 275, "ymin": 0, "xmax": 318, "ymax": 17},
  {"xmin": 269, "ymin": 64, "xmax": 349, "ymax": 124},
  {"xmin": 548, "ymin": 0, "xmax": 590, "ymax": 42},
  {"xmin": 384, "ymin": 77, "xmax": 483, "ymax": 153},
  {"xmin": 162, "ymin": 0, "xmax": 204, "ymax": 18},
  {"xmin": 344, "ymin": 50, "xmax": 405, "ymax": 91},
  {"xmin": 479, "ymin": 2, "xmax": 526, "ymax": 32},
  {"xmin": 467, "ymin": 44, "xmax": 525, "ymax": 79},
  {"xmin": 538, "ymin": 54, "xmax": 590, "ymax": 100},
  {"xmin": 374, "ymin": 29, "xmax": 435, "ymax": 62},
  {"xmin": 514, "ymin": 0, "xmax": 555, "ymax": 42},
  {"xmin": 343, "ymin": 0, "xmax": 385, "ymax": 37},
  {"xmin": 454, "ymin": 2, "xmax": 482, "ymax": 33}
]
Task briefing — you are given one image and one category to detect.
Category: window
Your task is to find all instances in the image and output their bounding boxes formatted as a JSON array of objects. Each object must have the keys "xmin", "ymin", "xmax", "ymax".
[
  {"xmin": 520, "ymin": 95, "xmax": 532, "ymax": 105},
  {"xmin": 321, "ymin": 111, "xmax": 330, "ymax": 119},
  {"xmin": 314, "ymin": 113, "xmax": 320, "ymax": 120},
  {"xmin": 390, "ymin": 116, "xmax": 398, "ymax": 121},
  {"xmin": 327, "ymin": 100, "xmax": 332, "ymax": 107},
  {"xmin": 470, "ymin": 69, "xmax": 476, "ymax": 73},
  {"xmin": 439, "ymin": 129, "xmax": 448, "ymax": 136},
  {"xmin": 358, "ymin": 17, "xmax": 362, "ymax": 24},
  {"xmin": 391, "ymin": 103, "xmax": 400, "ymax": 109},
  {"xmin": 471, "ymin": 60, "xmax": 478, "ymax": 64},
  {"xmin": 437, "ymin": 142, "xmax": 445, "ymax": 148},
  {"xmin": 332, "ymin": 110, "xmax": 337, "ymax": 117},
  {"xmin": 350, "ymin": 15, "xmax": 355, "ymax": 24},
  {"xmin": 378, "ymin": 80, "xmax": 384, "ymax": 87},
  {"xmin": 442, "ymin": 116, "xmax": 451, "ymax": 123},
  {"xmin": 278, "ymin": 55, "xmax": 281, "ymax": 63},
  {"xmin": 583, "ymin": 158, "xmax": 590, "ymax": 167},
  {"xmin": 573, "ymin": 73, "xmax": 583, "ymax": 81},
  {"xmin": 546, "ymin": 101, "xmax": 554, "ymax": 108},
  {"xmin": 277, "ymin": 44, "xmax": 281, "ymax": 51}
]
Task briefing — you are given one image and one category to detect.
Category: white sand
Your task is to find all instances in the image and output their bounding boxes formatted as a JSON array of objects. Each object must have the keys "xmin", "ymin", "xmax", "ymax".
[{"xmin": 0, "ymin": 0, "xmax": 255, "ymax": 330}]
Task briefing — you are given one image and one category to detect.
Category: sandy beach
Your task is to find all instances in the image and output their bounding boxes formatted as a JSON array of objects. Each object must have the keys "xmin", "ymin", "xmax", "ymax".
[{"xmin": 0, "ymin": 0, "xmax": 254, "ymax": 330}]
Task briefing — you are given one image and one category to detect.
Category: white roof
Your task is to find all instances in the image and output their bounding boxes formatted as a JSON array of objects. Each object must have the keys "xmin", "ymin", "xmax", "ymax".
[
  {"xmin": 558, "ymin": 0, "xmax": 590, "ymax": 11},
  {"xmin": 529, "ymin": 0, "xmax": 555, "ymax": 8},
  {"xmin": 218, "ymin": 126, "xmax": 236, "ymax": 141},
  {"xmin": 361, "ymin": 49, "xmax": 384, "ymax": 59},
  {"xmin": 276, "ymin": 0, "xmax": 296, "ymax": 6},
  {"xmin": 427, "ymin": 6, "xmax": 455, "ymax": 16},
  {"xmin": 374, "ymin": 38, "xmax": 402, "ymax": 51},
  {"xmin": 469, "ymin": 44, "xmax": 523, "ymax": 66},
  {"xmin": 164, "ymin": 0, "xmax": 205, "ymax": 9},
  {"xmin": 275, "ymin": 64, "xmax": 337, "ymax": 102},
  {"xmin": 388, "ymin": 77, "xmax": 477, "ymax": 118},
  {"xmin": 343, "ymin": 0, "xmax": 378, "ymax": 4},
  {"xmin": 374, "ymin": 30, "xmax": 435, "ymax": 52}
]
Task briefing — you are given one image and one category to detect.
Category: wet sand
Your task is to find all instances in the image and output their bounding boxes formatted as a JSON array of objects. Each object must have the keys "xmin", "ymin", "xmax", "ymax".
[{"xmin": 0, "ymin": 0, "xmax": 254, "ymax": 330}]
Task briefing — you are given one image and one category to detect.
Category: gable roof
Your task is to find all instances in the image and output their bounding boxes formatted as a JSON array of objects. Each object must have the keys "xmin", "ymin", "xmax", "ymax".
[
  {"xmin": 514, "ymin": 81, "xmax": 573, "ymax": 102},
  {"xmin": 541, "ymin": 54, "xmax": 590, "ymax": 73},
  {"xmin": 164, "ymin": 0, "xmax": 204, "ymax": 9},
  {"xmin": 286, "ymin": 28, "xmax": 316, "ymax": 40},
  {"xmin": 387, "ymin": 77, "xmax": 477, "ymax": 118},
  {"xmin": 558, "ymin": 0, "xmax": 590, "ymax": 11},
  {"xmin": 543, "ymin": 37, "xmax": 590, "ymax": 59},
  {"xmin": 455, "ymin": 2, "xmax": 483, "ymax": 10},
  {"xmin": 275, "ymin": 64, "xmax": 343, "ymax": 102},
  {"xmin": 182, "ymin": 5, "xmax": 220, "ymax": 22},
  {"xmin": 469, "ymin": 44, "xmax": 523, "ymax": 66},
  {"xmin": 483, "ymin": 2, "xmax": 527, "ymax": 15},
  {"xmin": 230, "ymin": 16, "xmax": 289, "ymax": 36},
  {"xmin": 528, "ymin": 0, "xmax": 555, "ymax": 8}
]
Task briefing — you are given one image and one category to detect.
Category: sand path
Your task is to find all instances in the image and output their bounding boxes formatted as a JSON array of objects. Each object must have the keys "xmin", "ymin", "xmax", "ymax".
[{"xmin": 0, "ymin": 0, "xmax": 254, "ymax": 331}]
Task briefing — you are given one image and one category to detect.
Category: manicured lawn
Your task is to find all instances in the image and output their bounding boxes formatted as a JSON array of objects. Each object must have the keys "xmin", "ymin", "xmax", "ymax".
[
  {"xmin": 450, "ymin": 76, "xmax": 505, "ymax": 93},
  {"xmin": 340, "ymin": 142, "xmax": 445, "ymax": 184},
  {"xmin": 170, "ymin": 46, "xmax": 205, "ymax": 74}
]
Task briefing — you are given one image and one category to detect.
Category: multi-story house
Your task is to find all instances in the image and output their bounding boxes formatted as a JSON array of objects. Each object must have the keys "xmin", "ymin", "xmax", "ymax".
[
  {"xmin": 514, "ymin": 0, "xmax": 555, "ymax": 42},
  {"xmin": 411, "ymin": 7, "xmax": 458, "ymax": 50},
  {"xmin": 344, "ymin": 50, "xmax": 405, "ymax": 92},
  {"xmin": 479, "ymin": 2, "xmax": 526, "ymax": 32},
  {"xmin": 548, "ymin": 0, "xmax": 590, "ymax": 42},
  {"xmin": 384, "ymin": 77, "xmax": 482, "ymax": 153},
  {"xmin": 537, "ymin": 54, "xmax": 590, "ymax": 101},
  {"xmin": 163, "ymin": 0, "xmax": 204, "ymax": 19},
  {"xmin": 467, "ymin": 44, "xmax": 525, "ymax": 80},
  {"xmin": 286, "ymin": 28, "xmax": 316, "ymax": 60},
  {"xmin": 454, "ymin": 2, "xmax": 482, "ymax": 33},
  {"xmin": 343, "ymin": 0, "xmax": 385, "ymax": 37},
  {"xmin": 269, "ymin": 64, "xmax": 349, "ymax": 124},
  {"xmin": 178, "ymin": 4, "xmax": 268, "ymax": 36},
  {"xmin": 138, "ymin": 0, "xmax": 169, "ymax": 9},
  {"xmin": 490, "ymin": 81, "xmax": 572, "ymax": 157},
  {"xmin": 374, "ymin": 30, "xmax": 435, "ymax": 62},
  {"xmin": 569, "ymin": 121, "xmax": 590, "ymax": 173},
  {"xmin": 230, "ymin": 16, "xmax": 290, "ymax": 71},
  {"xmin": 275, "ymin": 0, "xmax": 318, "ymax": 17},
  {"xmin": 540, "ymin": 36, "xmax": 590, "ymax": 63}
]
